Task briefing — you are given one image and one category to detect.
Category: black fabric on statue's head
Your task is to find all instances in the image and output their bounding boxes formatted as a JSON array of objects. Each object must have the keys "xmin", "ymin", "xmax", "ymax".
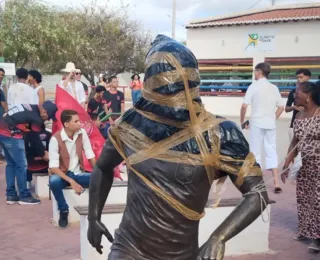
[
  {"xmin": 144, "ymin": 35, "xmax": 200, "ymax": 95},
  {"xmin": 120, "ymin": 35, "xmax": 250, "ymax": 159},
  {"xmin": 120, "ymin": 34, "xmax": 209, "ymax": 154}
]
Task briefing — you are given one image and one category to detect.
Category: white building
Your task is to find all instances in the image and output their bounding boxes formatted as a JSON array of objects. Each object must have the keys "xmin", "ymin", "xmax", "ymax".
[{"xmin": 186, "ymin": 3, "xmax": 320, "ymax": 62}]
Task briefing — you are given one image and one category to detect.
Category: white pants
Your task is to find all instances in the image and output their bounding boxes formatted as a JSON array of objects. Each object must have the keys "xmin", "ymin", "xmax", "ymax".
[{"xmin": 250, "ymin": 125, "xmax": 278, "ymax": 170}]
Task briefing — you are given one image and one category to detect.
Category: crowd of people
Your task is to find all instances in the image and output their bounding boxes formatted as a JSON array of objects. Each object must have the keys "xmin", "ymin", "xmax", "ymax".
[
  {"xmin": 0, "ymin": 60, "xmax": 318, "ymax": 250},
  {"xmin": 0, "ymin": 61, "xmax": 129, "ymax": 228},
  {"xmin": 240, "ymin": 63, "xmax": 320, "ymax": 252}
]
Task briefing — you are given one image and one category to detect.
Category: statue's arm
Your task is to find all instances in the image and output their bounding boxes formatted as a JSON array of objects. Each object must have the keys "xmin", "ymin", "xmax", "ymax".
[
  {"xmin": 210, "ymin": 175, "xmax": 268, "ymax": 243},
  {"xmin": 88, "ymin": 140, "xmax": 123, "ymax": 222},
  {"xmin": 198, "ymin": 121, "xmax": 269, "ymax": 259},
  {"xmin": 212, "ymin": 120, "xmax": 269, "ymax": 242}
]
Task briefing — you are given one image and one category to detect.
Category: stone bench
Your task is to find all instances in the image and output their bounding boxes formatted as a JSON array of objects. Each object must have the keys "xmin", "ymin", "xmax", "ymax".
[
  {"xmin": 75, "ymin": 198, "xmax": 275, "ymax": 260},
  {"xmin": 33, "ymin": 173, "xmax": 50, "ymax": 199},
  {"xmin": 52, "ymin": 181, "xmax": 128, "ymax": 225}
]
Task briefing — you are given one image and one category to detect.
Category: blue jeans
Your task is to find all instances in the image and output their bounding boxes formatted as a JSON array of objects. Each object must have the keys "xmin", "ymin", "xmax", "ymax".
[
  {"xmin": 132, "ymin": 90, "xmax": 142, "ymax": 105},
  {"xmin": 49, "ymin": 172, "xmax": 91, "ymax": 212},
  {"xmin": 0, "ymin": 135, "xmax": 30, "ymax": 198}
]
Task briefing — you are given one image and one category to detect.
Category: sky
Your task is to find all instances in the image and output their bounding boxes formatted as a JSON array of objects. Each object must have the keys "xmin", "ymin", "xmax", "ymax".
[{"xmin": 46, "ymin": 0, "xmax": 320, "ymax": 41}]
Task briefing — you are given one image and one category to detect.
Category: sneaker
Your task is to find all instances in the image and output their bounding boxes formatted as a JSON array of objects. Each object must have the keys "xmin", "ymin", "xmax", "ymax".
[
  {"xmin": 59, "ymin": 211, "xmax": 69, "ymax": 229},
  {"xmin": 6, "ymin": 196, "xmax": 19, "ymax": 205},
  {"xmin": 308, "ymin": 240, "xmax": 320, "ymax": 252},
  {"xmin": 18, "ymin": 196, "xmax": 41, "ymax": 205},
  {"xmin": 293, "ymin": 234, "xmax": 307, "ymax": 241}
]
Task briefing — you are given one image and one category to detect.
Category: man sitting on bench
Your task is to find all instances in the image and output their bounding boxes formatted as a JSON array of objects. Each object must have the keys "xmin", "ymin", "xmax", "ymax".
[
  {"xmin": 24, "ymin": 128, "xmax": 51, "ymax": 188},
  {"xmin": 49, "ymin": 109, "xmax": 96, "ymax": 228}
]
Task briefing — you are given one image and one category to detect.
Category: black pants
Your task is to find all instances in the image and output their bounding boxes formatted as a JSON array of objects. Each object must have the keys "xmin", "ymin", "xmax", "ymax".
[{"xmin": 27, "ymin": 168, "xmax": 48, "ymax": 182}]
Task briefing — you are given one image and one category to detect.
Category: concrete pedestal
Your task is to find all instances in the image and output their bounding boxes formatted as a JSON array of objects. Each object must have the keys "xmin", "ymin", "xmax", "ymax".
[{"xmin": 77, "ymin": 203, "xmax": 272, "ymax": 260}]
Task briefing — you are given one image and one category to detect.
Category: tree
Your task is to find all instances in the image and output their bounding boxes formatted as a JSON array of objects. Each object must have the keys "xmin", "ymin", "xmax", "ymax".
[
  {"xmin": 59, "ymin": 1, "xmax": 152, "ymax": 85},
  {"xmin": 0, "ymin": 0, "xmax": 72, "ymax": 68},
  {"xmin": 0, "ymin": 0, "xmax": 152, "ymax": 85}
]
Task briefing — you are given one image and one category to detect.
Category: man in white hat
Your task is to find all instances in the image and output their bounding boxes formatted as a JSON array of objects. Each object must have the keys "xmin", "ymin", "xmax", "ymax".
[
  {"xmin": 75, "ymin": 69, "xmax": 89, "ymax": 105},
  {"xmin": 59, "ymin": 62, "xmax": 86, "ymax": 108}
]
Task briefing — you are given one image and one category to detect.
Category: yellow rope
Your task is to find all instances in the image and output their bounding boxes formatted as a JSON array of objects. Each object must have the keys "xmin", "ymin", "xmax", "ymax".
[
  {"xmin": 108, "ymin": 128, "xmax": 205, "ymax": 221},
  {"xmin": 106, "ymin": 53, "xmax": 263, "ymax": 220}
]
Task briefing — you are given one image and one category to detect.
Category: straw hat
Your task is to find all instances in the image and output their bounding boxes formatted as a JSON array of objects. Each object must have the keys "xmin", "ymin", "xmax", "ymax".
[{"xmin": 61, "ymin": 62, "xmax": 77, "ymax": 73}]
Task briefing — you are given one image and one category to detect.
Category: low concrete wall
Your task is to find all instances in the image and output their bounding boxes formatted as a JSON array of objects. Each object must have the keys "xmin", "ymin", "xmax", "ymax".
[{"xmin": 201, "ymin": 96, "xmax": 291, "ymax": 119}]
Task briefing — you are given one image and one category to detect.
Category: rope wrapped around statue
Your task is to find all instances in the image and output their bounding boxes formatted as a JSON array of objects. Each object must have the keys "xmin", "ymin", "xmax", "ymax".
[{"xmin": 87, "ymin": 35, "xmax": 270, "ymax": 260}]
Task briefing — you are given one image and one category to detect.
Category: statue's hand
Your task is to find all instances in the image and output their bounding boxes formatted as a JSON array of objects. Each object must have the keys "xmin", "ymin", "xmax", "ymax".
[
  {"xmin": 198, "ymin": 236, "xmax": 225, "ymax": 260},
  {"xmin": 87, "ymin": 220, "xmax": 114, "ymax": 254}
]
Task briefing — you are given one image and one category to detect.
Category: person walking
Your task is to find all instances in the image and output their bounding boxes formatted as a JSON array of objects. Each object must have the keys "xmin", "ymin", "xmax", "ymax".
[
  {"xmin": 240, "ymin": 62, "xmax": 284, "ymax": 193},
  {"xmin": 282, "ymin": 81, "xmax": 320, "ymax": 252}
]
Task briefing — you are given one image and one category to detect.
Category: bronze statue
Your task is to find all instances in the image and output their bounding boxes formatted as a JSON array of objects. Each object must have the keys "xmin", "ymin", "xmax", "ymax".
[{"xmin": 87, "ymin": 35, "xmax": 269, "ymax": 260}]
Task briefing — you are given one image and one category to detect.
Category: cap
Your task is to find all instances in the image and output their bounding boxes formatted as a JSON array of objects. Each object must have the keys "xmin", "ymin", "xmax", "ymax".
[
  {"xmin": 96, "ymin": 85, "xmax": 105, "ymax": 93},
  {"xmin": 42, "ymin": 101, "xmax": 58, "ymax": 121}
]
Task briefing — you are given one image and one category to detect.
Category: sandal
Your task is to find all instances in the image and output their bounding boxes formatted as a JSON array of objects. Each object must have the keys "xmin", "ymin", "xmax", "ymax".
[{"xmin": 293, "ymin": 234, "xmax": 306, "ymax": 241}]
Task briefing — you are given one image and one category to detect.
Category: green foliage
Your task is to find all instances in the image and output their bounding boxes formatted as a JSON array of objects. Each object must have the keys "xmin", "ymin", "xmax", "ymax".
[{"xmin": 0, "ymin": 0, "xmax": 152, "ymax": 85}]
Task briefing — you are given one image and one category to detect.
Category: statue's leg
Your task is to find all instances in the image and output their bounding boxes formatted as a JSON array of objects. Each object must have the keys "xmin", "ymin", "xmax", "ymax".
[{"xmin": 108, "ymin": 249, "xmax": 136, "ymax": 260}]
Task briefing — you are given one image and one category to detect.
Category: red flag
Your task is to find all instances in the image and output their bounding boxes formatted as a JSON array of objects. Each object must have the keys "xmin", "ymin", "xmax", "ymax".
[{"xmin": 52, "ymin": 85, "xmax": 122, "ymax": 179}]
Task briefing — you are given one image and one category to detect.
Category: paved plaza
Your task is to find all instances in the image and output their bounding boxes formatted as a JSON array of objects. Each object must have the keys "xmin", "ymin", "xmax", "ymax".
[{"xmin": 1, "ymin": 166, "xmax": 319, "ymax": 260}]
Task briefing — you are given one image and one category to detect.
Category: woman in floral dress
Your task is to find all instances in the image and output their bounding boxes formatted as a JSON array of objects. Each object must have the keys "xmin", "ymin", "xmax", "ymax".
[{"xmin": 282, "ymin": 81, "xmax": 320, "ymax": 253}]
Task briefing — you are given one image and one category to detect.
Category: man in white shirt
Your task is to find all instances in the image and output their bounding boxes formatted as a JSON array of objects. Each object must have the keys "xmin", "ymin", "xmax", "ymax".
[
  {"xmin": 59, "ymin": 62, "xmax": 86, "ymax": 108},
  {"xmin": 7, "ymin": 68, "xmax": 34, "ymax": 109},
  {"xmin": 240, "ymin": 62, "xmax": 284, "ymax": 194},
  {"xmin": 75, "ymin": 69, "xmax": 89, "ymax": 103},
  {"xmin": 49, "ymin": 109, "xmax": 96, "ymax": 228}
]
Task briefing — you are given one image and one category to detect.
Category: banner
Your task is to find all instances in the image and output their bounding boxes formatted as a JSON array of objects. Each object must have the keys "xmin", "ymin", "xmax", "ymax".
[{"xmin": 52, "ymin": 85, "xmax": 122, "ymax": 179}]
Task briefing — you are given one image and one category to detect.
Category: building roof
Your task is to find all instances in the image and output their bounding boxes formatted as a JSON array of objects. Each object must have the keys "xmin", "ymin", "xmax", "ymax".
[{"xmin": 187, "ymin": 3, "xmax": 320, "ymax": 28}]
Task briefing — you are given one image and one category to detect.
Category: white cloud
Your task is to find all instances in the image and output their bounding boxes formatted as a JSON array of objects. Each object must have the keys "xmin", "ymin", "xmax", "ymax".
[{"xmin": 46, "ymin": 0, "xmax": 320, "ymax": 40}]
